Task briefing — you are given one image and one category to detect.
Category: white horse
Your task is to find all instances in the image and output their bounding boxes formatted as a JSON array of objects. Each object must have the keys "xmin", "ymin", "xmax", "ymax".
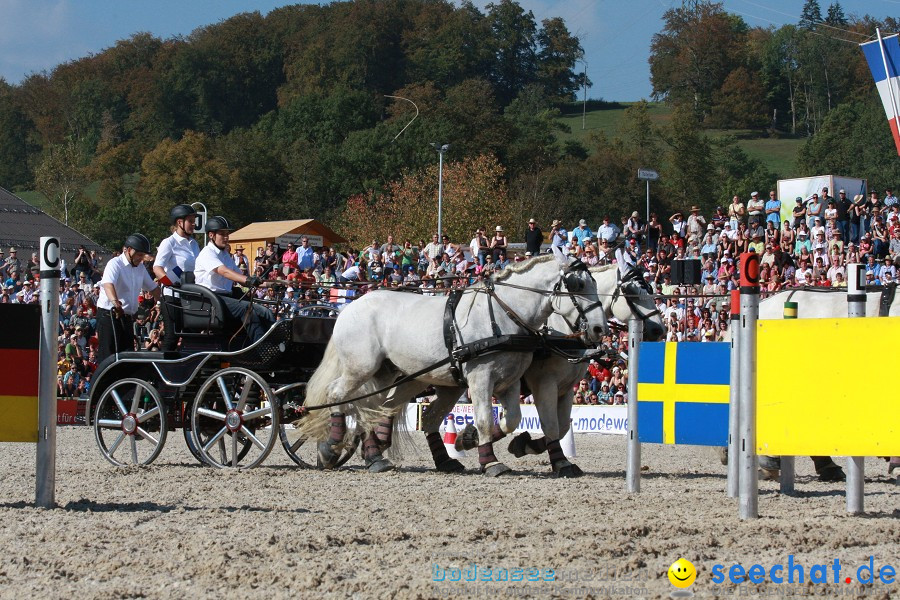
[
  {"xmin": 363, "ymin": 264, "xmax": 665, "ymax": 478},
  {"xmin": 500, "ymin": 265, "xmax": 667, "ymax": 476},
  {"xmin": 298, "ymin": 255, "xmax": 608, "ymax": 476}
]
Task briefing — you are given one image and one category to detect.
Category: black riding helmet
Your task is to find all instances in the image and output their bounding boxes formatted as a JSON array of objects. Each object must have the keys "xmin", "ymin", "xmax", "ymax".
[
  {"xmin": 170, "ymin": 203, "xmax": 197, "ymax": 224},
  {"xmin": 124, "ymin": 233, "xmax": 152, "ymax": 254},
  {"xmin": 205, "ymin": 216, "xmax": 232, "ymax": 233}
]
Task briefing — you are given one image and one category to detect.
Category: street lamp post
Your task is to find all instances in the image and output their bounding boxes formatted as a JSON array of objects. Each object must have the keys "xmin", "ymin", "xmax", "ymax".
[
  {"xmin": 431, "ymin": 143, "xmax": 450, "ymax": 240},
  {"xmin": 577, "ymin": 59, "xmax": 588, "ymax": 131}
]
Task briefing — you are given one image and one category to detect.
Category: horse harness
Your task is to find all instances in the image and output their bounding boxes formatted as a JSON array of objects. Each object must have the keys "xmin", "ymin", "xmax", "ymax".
[{"xmin": 442, "ymin": 261, "xmax": 607, "ymax": 386}]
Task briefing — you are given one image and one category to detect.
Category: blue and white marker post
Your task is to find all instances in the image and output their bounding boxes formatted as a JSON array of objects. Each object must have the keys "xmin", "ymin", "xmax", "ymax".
[
  {"xmin": 625, "ymin": 317, "xmax": 643, "ymax": 494},
  {"xmin": 36, "ymin": 236, "xmax": 60, "ymax": 508},
  {"xmin": 846, "ymin": 263, "xmax": 866, "ymax": 514}
]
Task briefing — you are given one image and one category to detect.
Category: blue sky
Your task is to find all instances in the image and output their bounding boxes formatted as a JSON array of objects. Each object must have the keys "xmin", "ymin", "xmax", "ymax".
[{"xmin": 0, "ymin": 0, "xmax": 897, "ymax": 101}]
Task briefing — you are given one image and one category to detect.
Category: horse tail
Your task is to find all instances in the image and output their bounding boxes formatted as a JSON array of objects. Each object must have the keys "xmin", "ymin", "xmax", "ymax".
[{"xmin": 297, "ymin": 340, "xmax": 345, "ymax": 442}]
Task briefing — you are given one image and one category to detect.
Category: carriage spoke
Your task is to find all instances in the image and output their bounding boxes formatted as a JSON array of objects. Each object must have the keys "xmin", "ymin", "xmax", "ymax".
[
  {"xmin": 137, "ymin": 406, "xmax": 160, "ymax": 423},
  {"xmin": 216, "ymin": 377, "xmax": 234, "ymax": 410},
  {"xmin": 241, "ymin": 406, "xmax": 271, "ymax": 423},
  {"xmin": 232, "ymin": 434, "xmax": 238, "ymax": 468},
  {"xmin": 98, "ymin": 419, "xmax": 123, "ymax": 429},
  {"xmin": 217, "ymin": 438, "xmax": 227, "ymax": 463},
  {"xmin": 136, "ymin": 427, "xmax": 158, "ymax": 446},
  {"xmin": 110, "ymin": 389, "xmax": 128, "ymax": 416},
  {"xmin": 130, "ymin": 436, "xmax": 138, "ymax": 464},
  {"xmin": 239, "ymin": 425, "xmax": 265, "ymax": 451},
  {"xmin": 236, "ymin": 378, "xmax": 253, "ymax": 412},
  {"xmin": 197, "ymin": 407, "xmax": 226, "ymax": 421},
  {"xmin": 202, "ymin": 426, "xmax": 228, "ymax": 453},
  {"xmin": 289, "ymin": 435, "xmax": 305, "ymax": 454},
  {"xmin": 130, "ymin": 384, "xmax": 142, "ymax": 413},
  {"xmin": 108, "ymin": 432, "xmax": 126, "ymax": 455}
]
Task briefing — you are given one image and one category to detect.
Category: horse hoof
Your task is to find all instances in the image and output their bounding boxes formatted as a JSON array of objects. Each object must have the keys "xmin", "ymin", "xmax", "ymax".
[
  {"xmin": 436, "ymin": 458, "xmax": 465, "ymax": 473},
  {"xmin": 482, "ymin": 462, "xmax": 512, "ymax": 477},
  {"xmin": 818, "ymin": 465, "xmax": 845, "ymax": 483},
  {"xmin": 552, "ymin": 460, "xmax": 584, "ymax": 478},
  {"xmin": 455, "ymin": 424, "xmax": 479, "ymax": 452},
  {"xmin": 507, "ymin": 432, "xmax": 531, "ymax": 458},
  {"xmin": 716, "ymin": 446, "xmax": 728, "ymax": 466},
  {"xmin": 317, "ymin": 442, "xmax": 340, "ymax": 469},
  {"xmin": 758, "ymin": 468, "xmax": 780, "ymax": 481},
  {"xmin": 366, "ymin": 457, "xmax": 395, "ymax": 473}
]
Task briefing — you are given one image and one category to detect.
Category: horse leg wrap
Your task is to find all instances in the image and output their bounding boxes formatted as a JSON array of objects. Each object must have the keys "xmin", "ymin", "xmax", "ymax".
[
  {"xmin": 478, "ymin": 443, "xmax": 499, "ymax": 467},
  {"xmin": 427, "ymin": 431, "xmax": 450, "ymax": 463},
  {"xmin": 547, "ymin": 439, "xmax": 566, "ymax": 464},
  {"xmin": 363, "ymin": 431, "xmax": 394, "ymax": 473},
  {"xmin": 374, "ymin": 417, "xmax": 394, "ymax": 449},
  {"xmin": 363, "ymin": 432, "xmax": 381, "ymax": 461},
  {"xmin": 491, "ymin": 422, "xmax": 505, "ymax": 442},
  {"xmin": 327, "ymin": 412, "xmax": 347, "ymax": 447}
]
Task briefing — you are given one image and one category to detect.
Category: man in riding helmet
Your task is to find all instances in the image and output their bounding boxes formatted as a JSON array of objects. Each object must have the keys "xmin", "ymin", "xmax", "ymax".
[
  {"xmin": 153, "ymin": 204, "xmax": 201, "ymax": 351},
  {"xmin": 194, "ymin": 216, "xmax": 274, "ymax": 344},
  {"xmin": 97, "ymin": 234, "xmax": 160, "ymax": 362}
]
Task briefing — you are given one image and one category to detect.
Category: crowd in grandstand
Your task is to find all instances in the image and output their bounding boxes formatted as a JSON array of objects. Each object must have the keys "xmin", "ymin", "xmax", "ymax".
[{"xmin": 3, "ymin": 185, "xmax": 897, "ymax": 403}]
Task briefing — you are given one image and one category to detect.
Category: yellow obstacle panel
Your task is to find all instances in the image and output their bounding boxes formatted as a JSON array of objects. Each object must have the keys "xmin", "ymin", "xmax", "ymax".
[{"xmin": 756, "ymin": 317, "xmax": 900, "ymax": 456}]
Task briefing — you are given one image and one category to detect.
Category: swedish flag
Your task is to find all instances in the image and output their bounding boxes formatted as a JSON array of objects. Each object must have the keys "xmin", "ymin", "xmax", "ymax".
[{"xmin": 637, "ymin": 342, "xmax": 730, "ymax": 446}]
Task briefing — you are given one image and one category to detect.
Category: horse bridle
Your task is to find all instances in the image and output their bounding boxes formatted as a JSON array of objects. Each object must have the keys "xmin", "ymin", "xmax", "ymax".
[
  {"xmin": 611, "ymin": 268, "xmax": 662, "ymax": 321},
  {"xmin": 550, "ymin": 260, "xmax": 606, "ymax": 336}
]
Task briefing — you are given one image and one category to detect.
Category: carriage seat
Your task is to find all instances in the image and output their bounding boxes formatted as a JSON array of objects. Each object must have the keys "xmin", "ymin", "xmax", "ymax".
[{"xmin": 170, "ymin": 283, "xmax": 227, "ymax": 334}]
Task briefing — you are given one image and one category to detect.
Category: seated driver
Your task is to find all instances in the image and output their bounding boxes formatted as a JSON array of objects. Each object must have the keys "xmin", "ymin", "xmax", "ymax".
[{"xmin": 194, "ymin": 215, "xmax": 274, "ymax": 345}]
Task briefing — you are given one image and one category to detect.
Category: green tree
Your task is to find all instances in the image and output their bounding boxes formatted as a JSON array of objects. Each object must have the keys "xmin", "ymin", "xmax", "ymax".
[
  {"xmin": 825, "ymin": 2, "xmax": 847, "ymax": 26},
  {"xmin": 649, "ymin": 2, "xmax": 748, "ymax": 120},
  {"xmin": 34, "ymin": 139, "xmax": 87, "ymax": 226},
  {"xmin": 800, "ymin": 0, "xmax": 823, "ymax": 29},
  {"xmin": 658, "ymin": 105, "xmax": 716, "ymax": 213},
  {"xmin": 486, "ymin": 0, "xmax": 538, "ymax": 105},
  {"xmin": 136, "ymin": 131, "xmax": 230, "ymax": 242},
  {"xmin": 0, "ymin": 83, "xmax": 36, "ymax": 189},
  {"xmin": 536, "ymin": 17, "xmax": 584, "ymax": 103},
  {"xmin": 708, "ymin": 67, "xmax": 769, "ymax": 129}
]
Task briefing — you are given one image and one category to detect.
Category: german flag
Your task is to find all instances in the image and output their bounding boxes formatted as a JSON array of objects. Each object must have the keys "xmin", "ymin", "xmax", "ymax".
[{"xmin": 0, "ymin": 304, "xmax": 40, "ymax": 442}]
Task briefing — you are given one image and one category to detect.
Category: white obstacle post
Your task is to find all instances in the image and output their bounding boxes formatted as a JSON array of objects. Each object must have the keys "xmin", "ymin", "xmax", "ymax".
[
  {"xmin": 846, "ymin": 263, "xmax": 866, "ymax": 514},
  {"xmin": 37, "ymin": 237, "xmax": 60, "ymax": 508},
  {"xmin": 738, "ymin": 253, "xmax": 760, "ymax": 519},
  {"xmin": 625, "ymin": 317, "xmax": 643, "ymax": 494},
  {"xmin": 779, "ymin": 301, "xmax": 797, "ymax": 496},
  {"xmin": 727, "ymin": 290, "xmax": 740, "ymax": 498}
]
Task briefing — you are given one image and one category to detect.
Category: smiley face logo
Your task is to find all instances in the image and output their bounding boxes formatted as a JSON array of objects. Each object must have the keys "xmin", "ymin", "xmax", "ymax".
[{"xmin": 668, "ymin": 558, "xmax": 697, "ymax": 589}]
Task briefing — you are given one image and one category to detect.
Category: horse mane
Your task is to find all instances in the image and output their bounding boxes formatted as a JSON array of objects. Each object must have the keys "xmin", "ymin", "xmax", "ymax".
[
  {"xmin": 492, "ymin": 253, "xmax": 559, "ymax": 281},
  {"xmin": 588, "ymin": 264, "xmax": 617, "ymax": 275}
]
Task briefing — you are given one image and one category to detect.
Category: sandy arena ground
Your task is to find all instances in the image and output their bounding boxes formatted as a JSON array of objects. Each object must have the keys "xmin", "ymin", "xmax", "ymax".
[{"xmin": 0, "ymin": 427, "xmax": 898, "ymax": 599}]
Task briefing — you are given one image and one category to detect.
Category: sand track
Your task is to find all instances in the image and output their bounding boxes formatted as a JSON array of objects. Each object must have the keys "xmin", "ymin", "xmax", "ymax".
[{"xmin": 0, "ymin": 427, "xmax": 898, "ymax": 599}]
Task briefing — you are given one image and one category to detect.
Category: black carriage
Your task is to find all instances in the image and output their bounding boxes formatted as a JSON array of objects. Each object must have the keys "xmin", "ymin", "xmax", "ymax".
[{"xmin": 85, "ymin": 284, "xmax": 359, "ymax": 469}]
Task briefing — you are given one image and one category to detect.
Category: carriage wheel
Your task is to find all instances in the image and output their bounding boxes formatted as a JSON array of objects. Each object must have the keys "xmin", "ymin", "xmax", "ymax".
[
  {"xmin": 189, "ymin": 367, "xmax": 278, "ymax": 469},
  {"xmin": 278, "ymin": 420, "xmax": 362, "ymax": 469},
  {"xmin": 93, "ymin": 378, "xmax": 167, "ymax": 467}
]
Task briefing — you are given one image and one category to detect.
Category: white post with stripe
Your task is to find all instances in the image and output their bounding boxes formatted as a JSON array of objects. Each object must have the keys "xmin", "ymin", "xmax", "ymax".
[
  {"xmin": 738, "ymin": 253, "xmax": 760, "ymax": 520},
  {"xmin": 846, "ymin": 264, "xmax": 866, "ymax": 514},
  {"xmin": 625, "ymin": 318, "xmax": 643, "ymax": 494},
  {"xmin": 37, "ymin": 237, "xmax": 60, "ymax": 508}
]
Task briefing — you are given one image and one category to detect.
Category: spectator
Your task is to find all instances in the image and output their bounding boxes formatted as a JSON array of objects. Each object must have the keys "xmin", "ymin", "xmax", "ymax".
[
  {"xmin": 686, "ymin": 205, "xmax": 706, "ymax": 245},
  {"xmin": 728, "ymin": 195, "xmax": 746, "ymax": 229},
  {"xmin": 747, "ymin": 191, "xmax": 765, "ymax": 225},
  {"xmin": 571, "ymin": 219, "xmax": 593, "ymax": 247},
  {"xmin": 524, "ymin": 219, "xmax": 543, "ymax": 255}
]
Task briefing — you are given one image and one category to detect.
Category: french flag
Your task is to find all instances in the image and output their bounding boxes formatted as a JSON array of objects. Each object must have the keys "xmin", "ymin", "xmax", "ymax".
[{"xmin": 861, "ymin": 32, "xmax": 900, "ymax": 155}]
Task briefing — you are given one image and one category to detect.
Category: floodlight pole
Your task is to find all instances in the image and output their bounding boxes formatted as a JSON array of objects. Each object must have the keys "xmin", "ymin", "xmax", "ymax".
[{"xmin": 431, "ymin": 143, "xmax": 449, "ymax": 240}]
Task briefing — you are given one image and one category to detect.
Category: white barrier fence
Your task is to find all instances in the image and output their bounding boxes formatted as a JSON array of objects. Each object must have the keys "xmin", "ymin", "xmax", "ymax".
[{"xmin": 401, "ymin": 403, "xmax": 629, "ymax": 436}]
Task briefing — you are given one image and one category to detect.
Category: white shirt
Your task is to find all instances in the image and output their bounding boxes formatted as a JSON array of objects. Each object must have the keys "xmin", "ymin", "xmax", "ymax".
[
  {"xmin": 98, "ymin": 254, "xmax": 157, "ymax": 315},
  {"xmin": 195, "ymin": 243, "xmax": 237, "ymax": 293},
  {"xmin": 153, "ymin": 232, "xmax": 199, "ymax": 289}
]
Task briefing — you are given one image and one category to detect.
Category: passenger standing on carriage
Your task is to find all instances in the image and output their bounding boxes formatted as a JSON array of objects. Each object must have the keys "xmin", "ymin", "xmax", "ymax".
[
  {"xmin": 153, "ymin": 204, "xmax": 200, "ymax": 352},
  {"xmin": 97, "ymin": 234, "xmax": 161, "ymax": 362},
  {"xmin": 194, "ymin": 216, "xmax": 274, "ymax": 345}
]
